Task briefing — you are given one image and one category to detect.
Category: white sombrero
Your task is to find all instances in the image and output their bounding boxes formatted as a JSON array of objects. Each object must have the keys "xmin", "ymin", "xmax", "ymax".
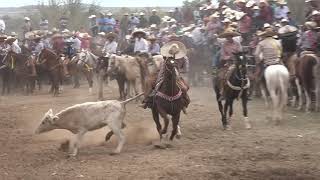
[
  {"xmin": 105, "ymin": 32, "xmax": 118, "ymax": 39},
  {"xmin": 161, "ymin": 41, "xmax": 187, "ymax": 59},
  {"xmin": 218, "ymin": 28, "xmax": 241, "ymax": 38}
]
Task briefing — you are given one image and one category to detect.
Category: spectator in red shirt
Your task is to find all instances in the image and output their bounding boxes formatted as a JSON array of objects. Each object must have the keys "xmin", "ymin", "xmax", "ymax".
[
  {"xmin": 237, "ymin": 12, "xmax": 252, "ymax": 45},
  {"xmin": 258, "ymin": 1, "xmax": 273, "ymax": 29}
]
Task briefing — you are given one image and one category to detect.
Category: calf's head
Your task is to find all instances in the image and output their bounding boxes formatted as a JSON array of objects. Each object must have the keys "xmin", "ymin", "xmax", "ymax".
[{"xmin": 35, "ymin": 109, "xmax": 59, "ymax": 134}]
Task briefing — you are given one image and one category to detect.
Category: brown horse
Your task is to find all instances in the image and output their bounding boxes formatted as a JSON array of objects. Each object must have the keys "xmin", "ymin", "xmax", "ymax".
[
  {"xmin": 37, "ymin": 48, "xmax": 63, "ymax": 96},
  {"xmin": 1, "ymin": 52, "xmax": 35, "ymax": 95},
  {"xmin": 296, "ymin": 52, "xmax": 320, "ymax": 112},
  {"xmin": 151, "ymin": 57, "xmax": 185, "ymax": 141}
]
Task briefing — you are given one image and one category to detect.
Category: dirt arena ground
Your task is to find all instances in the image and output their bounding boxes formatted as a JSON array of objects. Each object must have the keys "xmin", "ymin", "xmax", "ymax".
[{"xmin": 0, "ymin": 82, "xmax": 319, "ymax": 180}]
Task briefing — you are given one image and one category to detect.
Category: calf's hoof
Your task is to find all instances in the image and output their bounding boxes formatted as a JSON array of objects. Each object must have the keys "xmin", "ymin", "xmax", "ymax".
[{"xmin": 109, "ymin": 151, "xmax": 120, "ymax": 156}]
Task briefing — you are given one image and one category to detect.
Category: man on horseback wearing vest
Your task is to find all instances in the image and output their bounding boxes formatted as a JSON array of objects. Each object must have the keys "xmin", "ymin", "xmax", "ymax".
[
  {"xmin": 3, "ymin": 36, "xmax": 21, "ymax": 69},
  {"xmin": 254, "ymin": 27, "xmax": 282, "ymax": 81},
  {"xmin": 30, "ymin": 34, "xmax": 44, "ymax": 76},
  {"xmin": 140, "ymin": 41, "xmax": 190, "ymax": 113}
]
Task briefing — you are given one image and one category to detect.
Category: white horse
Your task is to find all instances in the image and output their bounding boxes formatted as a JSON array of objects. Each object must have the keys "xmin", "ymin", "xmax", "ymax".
[
  {"xmin": 262, "ymin": 65, "xmax": 290, "ymax": 122},
  {"xmin": 71, "ymin": 50, "xmax": 99, "ymax": 94}
]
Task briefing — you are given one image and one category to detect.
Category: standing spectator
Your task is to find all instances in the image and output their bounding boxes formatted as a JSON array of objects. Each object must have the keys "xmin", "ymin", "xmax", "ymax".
[
  {"xmin": 129, "ymin": 13, "xmax": 140, "ymax": 30},
  {"xmin": 173, "ymin": 8, "xmax": 183, "ymax": 23},
  {"xmin": 193, "ymin": 5, "xmax": 201, "ymax": 24},
  {"xmin": 88, "ymin": 15, "xmax": 98, "ymax": 36},
  {"xmin": 306, "ymin": 0, "xmax": 319, "ymax": 20},
  {"xmin": 39, "ymin": 17, "xmax": 49, "ymax": 31},
  {"xmin": 98, "ymin": 12, "xmax": 107, "ymax": 33},
  {"xmin": 0, "ymin": 18, "xmax": 5, "ymax": 34},
  {"xmin": 22, "ymin": 17, "xmax": 32, "ymax": 37},
  {"xmin": 59, "ymin": 15, "xmax": 68, "ymax": 31},
  {"xmin": 258, "ymin": 1, "xmax": 273, "ymax": 28},
  {"xmin": 120, "ymin": 13, "xmax": 129, "ymax": 38},
  {"xmin": 138, "ymin": 12, "xmax": 148, "ymax": 28},
  {"xmin": 237, "ymin": 12, "xmax": 252, "ymax": 45},
  {"xmin": 287, "ymin": 11, "xmax": 297, "ymax": 27},
  {"xmin": 149, "ymin": 9, "xmax": 161, "ymax": 26},
  {"xmin": 105, "ymin": 13, "xmax": 116, "ymax": 33},
  {"xmin": 206, "ymin": 13, "xmax": 223, "ymax": 39},
  {"xmin": 311, "ymin": 10, "xmax": 320, "ymax": 27},
  {"xmin": 274, "ymin": 1, "xmax": 289, "ymax": 21}
]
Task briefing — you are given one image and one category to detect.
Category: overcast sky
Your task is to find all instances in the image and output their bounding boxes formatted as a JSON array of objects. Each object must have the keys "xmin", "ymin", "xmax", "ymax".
[{"xmin": 0, "ymin": 0, "xmax": 186, "ymax": 7}]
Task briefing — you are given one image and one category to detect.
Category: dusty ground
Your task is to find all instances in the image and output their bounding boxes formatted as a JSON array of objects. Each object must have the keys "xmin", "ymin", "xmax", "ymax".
[{"xmin": 0, "ymin": 82, "xmax": 319, "ymax": 180}]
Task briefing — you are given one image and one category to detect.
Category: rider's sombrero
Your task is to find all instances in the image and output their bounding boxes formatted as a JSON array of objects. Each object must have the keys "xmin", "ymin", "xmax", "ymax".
[
  {"xmin": 25, "ymin": 31, "xmax": 35, "ymax": 39},
  {"xmin": 98, "ymin": 32, "xmax": 106, "ymax": 36},
  {"xmin": 218, "ymin": 28, "xmax": 241, "ymax": 38},
  {"xmin": 259, "ymin": 27, "xmax": 277, "ymax": 37},
  {"xmin": 161, "ymin": 41, "xmax": 187, "ymax": 59},
  {"xmin": 278, "ymin": 25, "xmax": 298, "ymax": 35},
  {"xmin": 132, "ymin": 29, "xmax": 147, "ymax": 38},
  {"xmin": 52, "ymin": 33, "xmax": 63, "ymax": 39},
  {"xmin": 5, "ymin": 36, "xmax": 16, "ymax": 44},
  {"xmin": 105, "ymin": 32, "xmax": 117, "ymax": 39},
  {"xmin": 147, "ymin": 35, "xmax": 157, "ymax": 41},
  {"xmin": 305, "ymin": 21, "xmax": 317, "ymax": 30}
]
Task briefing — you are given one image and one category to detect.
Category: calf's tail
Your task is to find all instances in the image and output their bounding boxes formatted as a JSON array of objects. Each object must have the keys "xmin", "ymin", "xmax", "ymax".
[{"xmin": 120, "ymin": 93, "xmax": 144, "ymax": 106}]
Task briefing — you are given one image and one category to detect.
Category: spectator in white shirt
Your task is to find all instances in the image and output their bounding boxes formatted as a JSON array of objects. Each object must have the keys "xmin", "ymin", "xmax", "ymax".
[
  {"xmin": 103, "ymin": 32, "xmax": 118, "ymax": 55},
  {"xmin": 133, "ymin": 30, "xmax": 148, "ymax": 53},
  {"xmin": 0, "ymin": 19, "xmax": 5, "ymax": 34},
  {"xmin": 5, "ymin": 36, "xmax": 21, "ymax": 54},
  {"xmin": 274, "ymin": 2, "xmax": 290, "ymax": 20}
]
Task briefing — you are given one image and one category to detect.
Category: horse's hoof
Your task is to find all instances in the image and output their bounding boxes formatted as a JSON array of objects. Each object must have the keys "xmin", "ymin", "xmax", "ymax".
[
  {"xmin": 176, "ymin": 134, "xmax": 181, "ymax": 139},
  {"xmin": 226, "ymin": 125, "xmax": 232, "ymax": 131}
]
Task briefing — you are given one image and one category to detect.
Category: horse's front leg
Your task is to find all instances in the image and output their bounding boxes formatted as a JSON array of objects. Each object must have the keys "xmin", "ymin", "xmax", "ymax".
[
  {"xmin": 223, "ymin": 99, "xmax": 230, "ymax": 130},
  {"xmin": 170, "ymin": 113, "xmax": 181, "ymax": 141},
  {"xmin": 87, "ymin": 71, "xmax": 94, "ymax": 95},
  {"xmin": 158, "ymin": 108, "xmax": 170, "ymax": 136},
  {"xmin": 152, "ymin": 107, "xmax": 162, "ymax": 139},
  {"xmin": 242, "ymin": 91, "xmax": 251, "ymax": 129}
]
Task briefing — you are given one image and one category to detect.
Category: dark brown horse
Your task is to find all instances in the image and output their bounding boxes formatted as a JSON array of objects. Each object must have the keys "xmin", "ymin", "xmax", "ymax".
[
  {"xmin": 214, "ymin": 52, "xmax": 251, "ymax": 130},
  {"xmin": 1, "ymin": 52, "xmax": 35, "ymax": 95},
  {"xmin": 152, "ymin": 57, "xmax": 185, "ymax": 141},
  {"xmin": 296, "ymin": 52, "xmax": 320, "ymax": 112},
  {"xmin": 37, "ymin": 48, "xmax": 63, "ymax": 96}
]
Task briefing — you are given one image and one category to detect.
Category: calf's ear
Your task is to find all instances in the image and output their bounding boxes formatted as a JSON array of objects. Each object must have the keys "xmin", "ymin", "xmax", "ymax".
[
  {"xmin": 52, "ymin": 116, "xmax": 59, "ymax": 122},
  {"xmin": 47, "ymin": 109, "xmax": 53, "ymax": 115}
]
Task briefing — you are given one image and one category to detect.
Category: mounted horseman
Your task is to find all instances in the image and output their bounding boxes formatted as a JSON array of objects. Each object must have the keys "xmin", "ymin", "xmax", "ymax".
[{"xmin": 140, "ymin": 41, "xmax": 190, "ymax": 114}]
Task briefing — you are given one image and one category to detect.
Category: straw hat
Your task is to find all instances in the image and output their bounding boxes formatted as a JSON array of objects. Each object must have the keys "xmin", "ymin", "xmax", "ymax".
[
  {"xmin": 147, "ymin": 35, "xmax": 157, "ymax": 41},
  {"xmin": 161, "ymin": 41, "xmax": 187, "ymax": 59},
  {"xmin": 25, "ymin": 31, "xmax": 35, "ymax": 39},
  {"xmin": 278, "ymin": 1, "xmax": 287, "ymax": 5},
  {"xmin": 10, "ymin": 32, "xmax": 18, "ymax": 37},
  {"xmin": 140, "ymin": 12, "xmax": 145, "ymax": 16},
  {"xmin": 107, "ymin": 12, "xmax": 113, "ymax": 16},
  {"xmin": 105, "ymin": 32, "xmax": 118, "ymax": 39},
  {"xmin": 0, "ymin": 34, "xmax": 7, "ymax": 42},
  {"xmin": 253, "ymin": 6, "xmax": 259, "ymax": 10},
  {"xmin": 280, "ymin": 18, "xmax": 289, "ymax": 23},
  {"xmin": 152, "ymin": 9, "xmax": 157, "ymax": 12},
  {"xmin": 210, "ymin": 13, "xmax": 220, "ymax": 20},
  {"xmin": 132, "ymin": 29, "xmax": 147, "ymax": 38},
  {"xmin": 218, "ymin": 28, "xmax": 241, "ymax": 38},
  {"xmin": 305, "ymin": 21, "xmax": 317, "ymax": 30},
  {"xmin": 24, "ymin": 17, "xmax": 30, "ymax": 21},
  {"xmin": 88, "ymin": 15, "xmax": 96, "ymax": 19},
  {"xmin": 246, "ymin": 0, "xmax": 256, "ymax": 7},
  {"xmin": 52, "ymin": 33, "xmax": 63, "ymax": 39},
  {"xmin": 235, "ymin": 11, "xmax": 247, "ymax": 21},
  {"xmin": 98, "ymin": 32, "xmax": 106, "ymax": 36},
  {"xmin": 259, "ymin": 27, "xmax": 277, "ymax": 37},
  {"xmin": 311, "ymin": 10, "xmax": 320, "ymax": 16},
  {"xmin": 32, "ymin": 35, "xmax": 43, "ymax": 40},
  {"xmin": 5, "ymin": 36, "xmax": 16, "ymax": 44},
  {"xmin": 278, "ymin": 25, "xmax": 298, "ymax": 34},
  {"xmin": 80, "ymin": 33, "xmax": 91, "ymax": 39},
  {"xmin": 150, "ymin": 24, "xmax": 158, "ymax": 29}
]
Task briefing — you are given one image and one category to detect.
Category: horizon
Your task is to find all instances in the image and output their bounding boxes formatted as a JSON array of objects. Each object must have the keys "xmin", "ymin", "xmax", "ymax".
[{"xmin": 0, "ymin": 0, "xmax": 186, "ymax": 8}]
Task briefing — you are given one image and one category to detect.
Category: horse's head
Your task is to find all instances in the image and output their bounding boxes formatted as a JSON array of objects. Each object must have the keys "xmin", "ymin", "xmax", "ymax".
[
  {"xmin": 233, "ymin": 51, "xmax": 248, "ymax": 79},
  {"xmin": 164, "ymin": 57, "xmax": 178, "ymax": 77}
]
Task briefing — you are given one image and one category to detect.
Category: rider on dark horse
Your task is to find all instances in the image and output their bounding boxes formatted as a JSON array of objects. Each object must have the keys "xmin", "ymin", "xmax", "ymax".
[
  {"xmin": 3, "ymin": 36, "xmax": 22, "ymax": 68},
  {"xmin": 62, "ymin": 40, "xmax": 76, "ymax": 77},
  {"xmin": 216, "ymin": 28, "xmax": 243, "ymax": 101},
  {"xmin": 140, "ymin": 41, "xmax": 190, "ymax": 113},
  {"xmin": 30, "ymin": 35, "xmax": 44, "ymax": 76}
]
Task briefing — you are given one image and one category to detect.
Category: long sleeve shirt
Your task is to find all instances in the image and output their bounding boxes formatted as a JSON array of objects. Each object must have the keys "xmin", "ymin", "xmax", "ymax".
[
  {"xmin": 134, "ymin": 38, "xmax": 148, "ymax": 53},
  {"xmin": 149, "ymin": 43, "xmax": 160, "ymax": 54},
  {"xmin": 220, "ymin": 40, "xmax": 242, "ymax": 61},
  {"xmin": 274, "ymin": 6, "xmax": 289, "ymax": 20},
  {"xmin": 32, "ymin": 42, "xmax": 44, "ymax": 55},
  {"xmin": 6, "ymin": 43, "xmax": 21, "ymax": 54},
  {"xmin": 239, "ymin": 16, "xmax": 252, "ymax": 34},
  {"xmin": 255, "ymin": 37, "xmax": 282, "ymax": 66},
  {"xmin": 103, "ymin": 41, "xmax": 118, "ymax": 54}
]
